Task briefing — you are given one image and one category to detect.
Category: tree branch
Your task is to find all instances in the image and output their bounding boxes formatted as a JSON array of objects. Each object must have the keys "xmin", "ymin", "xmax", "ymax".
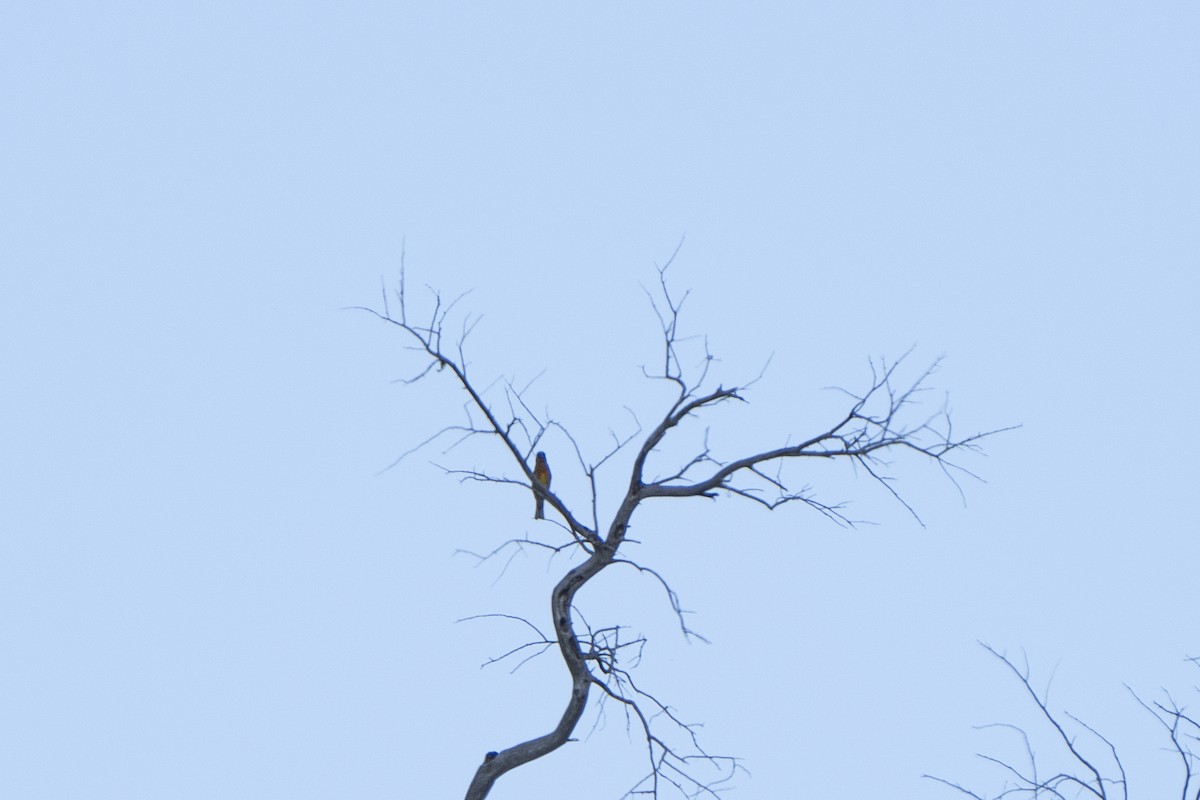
[{"xmin": 359, "ymin": 254, "xmax": 1006, "ymax": 799}]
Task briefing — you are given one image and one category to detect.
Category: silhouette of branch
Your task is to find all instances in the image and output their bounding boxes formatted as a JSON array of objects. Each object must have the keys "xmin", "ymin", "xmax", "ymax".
[
  {"xmin": 923, "ymin": 644, "xmax": 1200, "ymax": 800},
  {"xmin": 357, "ymin": 251, "xmax": 1005, "ymax": 800}
]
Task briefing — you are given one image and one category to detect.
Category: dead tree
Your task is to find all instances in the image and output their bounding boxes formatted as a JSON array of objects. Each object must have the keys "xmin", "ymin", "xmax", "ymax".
[
  {"xmin": 358, "ymin": 254, "xmax": 1006, "ymax": 800},
  {"xmin": 926, "ymin": 643, "xmax": 1200, "ymax": 800}
]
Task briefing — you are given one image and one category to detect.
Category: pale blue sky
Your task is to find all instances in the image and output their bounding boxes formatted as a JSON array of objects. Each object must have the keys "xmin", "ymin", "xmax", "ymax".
[{"xmin": 3, "ymin": 3, "xmax": 1198, "ymax": 798}]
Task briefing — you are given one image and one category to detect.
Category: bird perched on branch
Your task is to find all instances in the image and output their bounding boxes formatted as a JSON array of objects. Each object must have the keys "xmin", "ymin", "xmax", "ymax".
[{"xmin": 533, "ymin": 451, "xmax": 551, "ymax": 520}]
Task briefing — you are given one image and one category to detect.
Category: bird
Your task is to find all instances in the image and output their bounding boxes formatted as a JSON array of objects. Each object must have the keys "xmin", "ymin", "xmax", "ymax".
[{"xmin": 533, "ymin": 451, "xmax": 551, "ymax": 520}]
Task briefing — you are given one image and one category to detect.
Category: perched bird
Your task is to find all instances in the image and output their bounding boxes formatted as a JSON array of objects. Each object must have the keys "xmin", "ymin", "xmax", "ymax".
[{"xmin": 533, "ymin": 451, "xmax": 551, "ymax": 520}]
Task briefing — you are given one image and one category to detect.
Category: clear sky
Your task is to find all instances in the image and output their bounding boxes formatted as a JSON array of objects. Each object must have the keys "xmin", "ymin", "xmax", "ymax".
[{"xmin": 3, "ymin": 3, "xmax": 1197, "ymax": 798}]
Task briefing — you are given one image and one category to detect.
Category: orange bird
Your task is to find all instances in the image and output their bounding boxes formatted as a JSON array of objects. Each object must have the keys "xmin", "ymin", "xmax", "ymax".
[{"xmin": 533, "ymin": 451, "xmax": 551, "ymax": 520}]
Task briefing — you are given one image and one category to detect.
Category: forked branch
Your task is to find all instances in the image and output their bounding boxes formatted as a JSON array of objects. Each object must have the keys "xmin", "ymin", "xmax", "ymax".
[
  {"xmin": 358, "ymin": 255, "xmax": 1005, "ymax": 800},
  {"xmin": 927, "ymin": 643, "xmax": 1200, "ymax": 800}
]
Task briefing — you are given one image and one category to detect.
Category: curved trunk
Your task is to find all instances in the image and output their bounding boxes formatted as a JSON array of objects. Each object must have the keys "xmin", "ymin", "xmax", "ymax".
[{"xmin": 463, "ymin": 548, "xmax": 614, "ymax": 800}]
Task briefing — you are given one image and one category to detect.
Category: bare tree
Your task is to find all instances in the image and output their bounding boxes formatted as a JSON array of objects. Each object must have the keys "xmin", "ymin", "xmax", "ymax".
[
  {"xmin": 926, "ymin": 643, "xmax": 1200, "ymax": 800},
  {"xmin": 357, "ymin": 253, "xmax": 1006, "ymax": 800}
]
